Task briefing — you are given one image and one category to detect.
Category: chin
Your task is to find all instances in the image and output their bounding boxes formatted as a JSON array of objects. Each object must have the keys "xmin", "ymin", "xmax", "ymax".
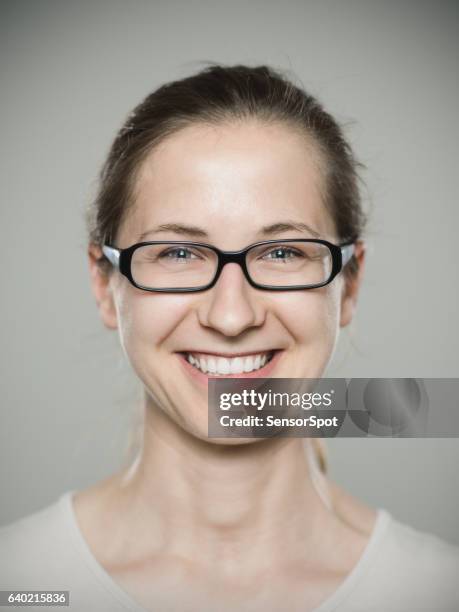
[{"xmin": 184, "ymin": 423, "xmax": 262, "ymax": 446}]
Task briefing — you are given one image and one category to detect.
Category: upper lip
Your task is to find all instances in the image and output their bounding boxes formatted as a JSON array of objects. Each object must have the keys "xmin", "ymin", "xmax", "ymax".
[{"xmin": 178, "ymin": 349, "xmax": 279, "ymax": 358}]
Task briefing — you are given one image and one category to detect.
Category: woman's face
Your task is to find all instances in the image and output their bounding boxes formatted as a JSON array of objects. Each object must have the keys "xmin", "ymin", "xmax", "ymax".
[{"xmin": 90, "ymin": 121, "xmax": 363, "ymax": 441}]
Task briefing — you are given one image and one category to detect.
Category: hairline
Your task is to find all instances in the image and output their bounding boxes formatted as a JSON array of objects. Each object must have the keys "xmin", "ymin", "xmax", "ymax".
[{"xmin": 113, "ymin": 115, "xmax": 333, "ymax": 246}]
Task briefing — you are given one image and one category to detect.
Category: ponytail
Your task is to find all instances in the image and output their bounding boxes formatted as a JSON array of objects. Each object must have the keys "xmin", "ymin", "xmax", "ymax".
[{"xmin": 312, "ymin": 438, "xmax": 328, "ymax": 473}]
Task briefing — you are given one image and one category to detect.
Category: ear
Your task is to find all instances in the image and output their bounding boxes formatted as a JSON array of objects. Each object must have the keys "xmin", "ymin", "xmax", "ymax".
[
  {"xmin": 88, "ymin": 244, "xmax": 119, "ymax": 330},
  {"xmin": 339, "ymin": 240, "xmax": 366, "ymax": 328}
]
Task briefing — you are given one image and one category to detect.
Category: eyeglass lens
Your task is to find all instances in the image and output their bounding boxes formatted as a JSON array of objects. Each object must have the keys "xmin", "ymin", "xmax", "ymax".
[{"xmin": 130, "ymin": 242, "xmax": 333, "ymax": 289}]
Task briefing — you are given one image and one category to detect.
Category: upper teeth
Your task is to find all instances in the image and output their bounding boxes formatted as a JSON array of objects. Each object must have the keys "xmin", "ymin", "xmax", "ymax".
[{"xmin": 186, "ymin": 352, "xmax": 272, "ymax": 375}]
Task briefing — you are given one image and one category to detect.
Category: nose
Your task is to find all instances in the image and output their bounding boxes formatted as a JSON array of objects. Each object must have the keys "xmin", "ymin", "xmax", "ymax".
[{"xmin": 197, "ymin": 262, "xmax": 266, "ymax": 337}]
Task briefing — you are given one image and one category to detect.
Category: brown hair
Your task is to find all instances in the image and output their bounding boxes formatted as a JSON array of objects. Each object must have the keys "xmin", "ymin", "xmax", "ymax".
[{"xmin": 86, "ymin": 63, "xmax": 368, "ymax": 473}]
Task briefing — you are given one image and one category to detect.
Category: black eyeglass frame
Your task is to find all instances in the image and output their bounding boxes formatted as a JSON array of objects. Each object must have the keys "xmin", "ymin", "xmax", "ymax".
[{"xmin": 102, "ymin": 239, "xmax": 356, "ymax": 293}]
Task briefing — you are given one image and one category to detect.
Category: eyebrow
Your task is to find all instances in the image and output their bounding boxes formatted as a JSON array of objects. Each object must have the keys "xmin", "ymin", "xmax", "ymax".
[{"xmin": 138, "ymin": 221, "xmax": 321, "ymax": 241}]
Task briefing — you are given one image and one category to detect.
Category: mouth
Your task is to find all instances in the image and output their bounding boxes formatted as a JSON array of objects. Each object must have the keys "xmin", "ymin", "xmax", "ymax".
[{"xmin": 176, "ymin": 349, "xmax": 283, "ymax": 384}]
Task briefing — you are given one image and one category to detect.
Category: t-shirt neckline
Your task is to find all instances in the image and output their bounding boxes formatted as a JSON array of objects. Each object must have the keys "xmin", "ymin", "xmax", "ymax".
[{"xmin": 60, "ymin": 489, "xmax": 391, "ymax": 612}]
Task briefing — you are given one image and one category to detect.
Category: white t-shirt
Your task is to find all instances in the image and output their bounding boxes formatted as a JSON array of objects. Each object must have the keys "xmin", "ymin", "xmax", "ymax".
[{"xmin": 1, "ymin": 490, "xmax": 458, "ymax": 611}]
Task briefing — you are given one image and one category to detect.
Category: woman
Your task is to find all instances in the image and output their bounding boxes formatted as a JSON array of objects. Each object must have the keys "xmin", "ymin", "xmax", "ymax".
[{"xmin": 1, "ymin": 64, "xmax": 458, "ymax": 611}]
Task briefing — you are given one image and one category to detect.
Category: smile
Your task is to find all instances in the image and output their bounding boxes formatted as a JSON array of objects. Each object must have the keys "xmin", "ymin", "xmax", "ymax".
[
  {"xmin": 177, "ymin": 349, "xmax": 283, "ymax": 382},
  {"xmin": 186, "ymin": 351, "xmax": 275, "ymax": 375}
]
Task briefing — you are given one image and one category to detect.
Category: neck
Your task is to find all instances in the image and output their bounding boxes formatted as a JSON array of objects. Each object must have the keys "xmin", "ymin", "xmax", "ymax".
[{"xmin": 112, "ymin": 395, "xmax": 336, "ymax": 577}]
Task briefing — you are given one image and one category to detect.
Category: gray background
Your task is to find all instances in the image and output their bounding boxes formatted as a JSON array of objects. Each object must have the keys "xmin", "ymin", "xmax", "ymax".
[{"xmin": 1, "ymin": 0, "xmax": 458, "ymax": 543}]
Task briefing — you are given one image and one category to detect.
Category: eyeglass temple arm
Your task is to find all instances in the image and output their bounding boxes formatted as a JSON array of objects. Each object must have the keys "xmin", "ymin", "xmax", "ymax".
[
  {"xmin": 102, "ymin": 245, "xmax": 121, "ymax": 268},
  {"xmin": 340, "ymin": 243, "xmax": 355, "ymax": 267}
]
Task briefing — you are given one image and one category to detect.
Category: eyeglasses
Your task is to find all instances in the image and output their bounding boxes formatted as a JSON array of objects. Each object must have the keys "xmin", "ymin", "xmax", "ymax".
[{"xmin": 101, "ymin": 239, "xmax": 355, "ymax": 293}]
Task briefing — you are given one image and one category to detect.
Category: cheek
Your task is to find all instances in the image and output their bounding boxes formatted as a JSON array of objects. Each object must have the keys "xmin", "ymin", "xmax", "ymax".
[
  {"xmin": 276, "ymin": 284, "xmax": 341, "ymax": 340},
  {"xmin": 288, "ymin": 287, "xmax": 342, "ymax": 377},
  {"xmin": 322, "ymin": 282, "xmax": 343, "ymax": 334},
  {"xmin": 114, "ymin": 288, "xmax": 190, "ymax": 364},
  {"xmin": 272, "ymin": 285, "xmax": 342, "ymax": 376}
]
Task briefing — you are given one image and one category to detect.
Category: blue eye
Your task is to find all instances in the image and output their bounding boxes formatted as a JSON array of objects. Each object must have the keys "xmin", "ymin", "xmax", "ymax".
[
  {"xmin": 263, "ymin": 247, "xmax": 303, "ymax": 261},
  {"xmin": 160, "ymin": 248, "xmax": 195, "ymax": 260}
]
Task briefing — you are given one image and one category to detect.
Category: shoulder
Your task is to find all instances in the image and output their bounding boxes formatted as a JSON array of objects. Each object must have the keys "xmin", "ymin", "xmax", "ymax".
[
  {"xmin": 381, "ymin": 513, "xmax": 459, "ymax": 576},
  {"xmin": 0, "ymin": 491, "xmax": 132, "ymax": 611},
  {"xmin": 359, "ymin": 511, "xmax": 459, "ymax": 610},
  {"xmin": 331, "ymin": 480, "xmax": 459, "ymax": 576},
  {"xmin": 329, "ymin": 483, "xmax": 459, "ymax": 609},
  {"xmin": 0, "ymin": 494, "xmax": 69, "ymax": 588}
]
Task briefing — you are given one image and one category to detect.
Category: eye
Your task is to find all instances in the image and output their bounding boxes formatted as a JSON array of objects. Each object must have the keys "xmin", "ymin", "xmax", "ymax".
[
  {"xmin": 158, "ymin": 247, "xmax": 203, "ymax": 261},
  {"xmin": 261, "ymin": 246, "xmax": 305, "ymax": 262}
]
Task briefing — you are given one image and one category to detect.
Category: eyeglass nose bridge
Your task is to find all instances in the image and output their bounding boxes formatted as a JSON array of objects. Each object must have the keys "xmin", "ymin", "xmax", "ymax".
[{"xmin": 210, "ymin": 248, "xmax": 255, "ymax": 289}]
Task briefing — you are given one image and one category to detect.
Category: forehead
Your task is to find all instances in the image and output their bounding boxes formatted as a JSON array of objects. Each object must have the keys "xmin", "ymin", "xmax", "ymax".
[{"xmin": 119, "ymin": 120, "xmax": 335, "ymax": 246}]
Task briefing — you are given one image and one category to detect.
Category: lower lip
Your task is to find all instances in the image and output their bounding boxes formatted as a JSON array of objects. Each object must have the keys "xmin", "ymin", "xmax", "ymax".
[{"xmin": 177, "ymin": 351, "xmax": 284, "ymax": 388}]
